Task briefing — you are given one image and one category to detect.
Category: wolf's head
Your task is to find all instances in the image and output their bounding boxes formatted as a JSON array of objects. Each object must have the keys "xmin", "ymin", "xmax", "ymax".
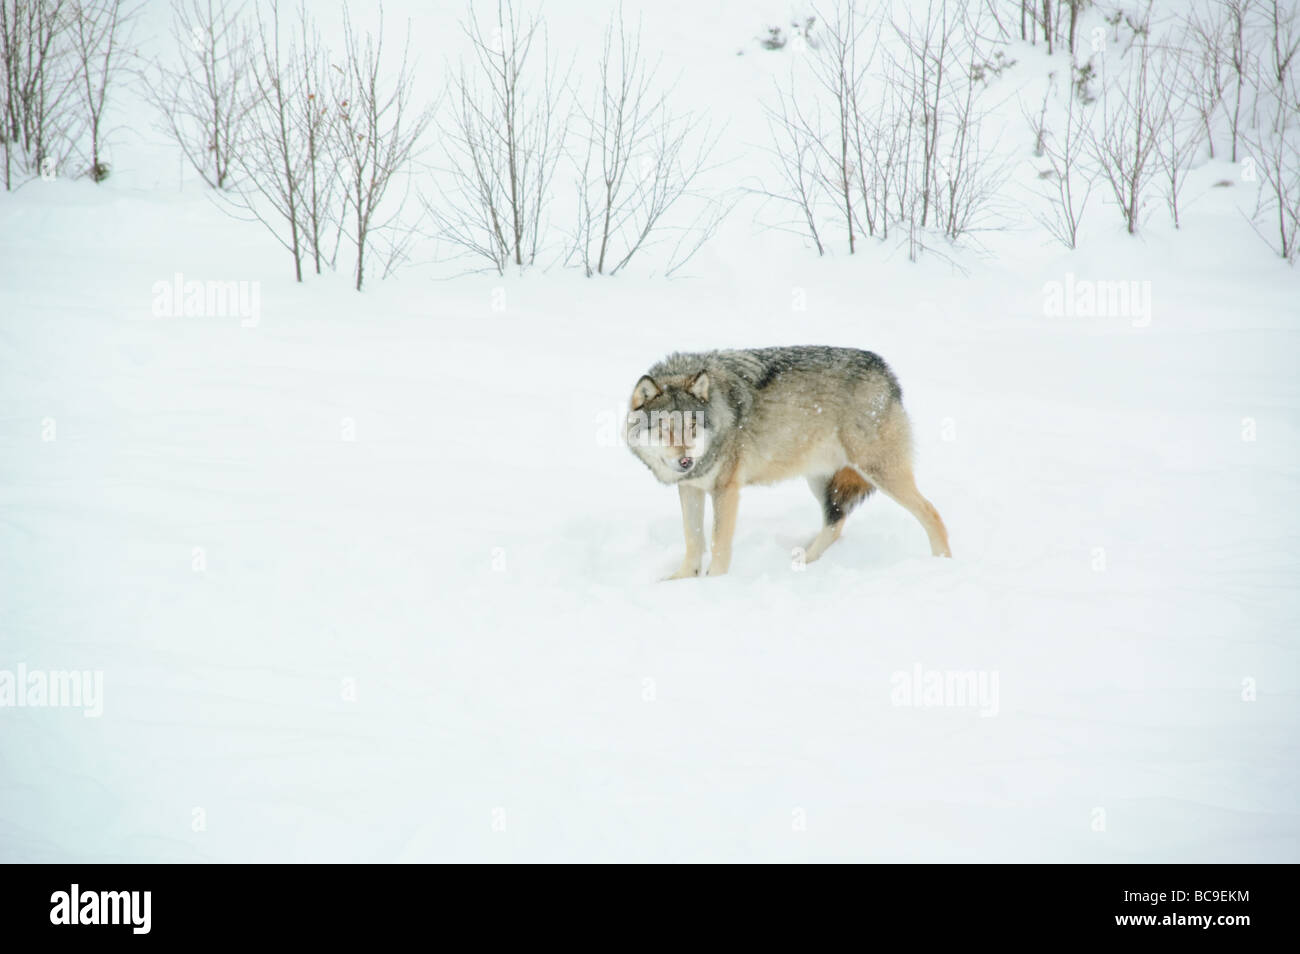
[{"xmin": 626, "ymin": 369, "xmax": 714, "ymax": 483}]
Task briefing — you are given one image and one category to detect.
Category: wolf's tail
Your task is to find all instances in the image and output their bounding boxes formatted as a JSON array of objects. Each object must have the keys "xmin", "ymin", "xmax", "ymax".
[{"xmin": 823, "ymin": 467, "xmax": 876, "ymax": 525}]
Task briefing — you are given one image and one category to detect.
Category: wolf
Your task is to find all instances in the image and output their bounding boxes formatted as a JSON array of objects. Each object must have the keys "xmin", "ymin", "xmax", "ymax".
[{"xmin": 626, "ymin": 346, "xmax": 951, "ymax": 578}]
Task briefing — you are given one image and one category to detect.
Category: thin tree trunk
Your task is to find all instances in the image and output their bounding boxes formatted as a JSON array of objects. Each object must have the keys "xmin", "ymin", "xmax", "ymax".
[{"xmin": 354, "ymin": 182, "xmax": 364, "ymax": 290}]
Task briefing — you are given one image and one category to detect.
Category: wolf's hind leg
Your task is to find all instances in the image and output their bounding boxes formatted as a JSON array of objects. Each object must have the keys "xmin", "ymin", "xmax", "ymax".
[
  {"xmin": 803, "ymin": 468, "xmax": 873, "ymax": 563},
  {"xmin": 861, "ymin": 464, "xmax": 951, "ymax": 558}
]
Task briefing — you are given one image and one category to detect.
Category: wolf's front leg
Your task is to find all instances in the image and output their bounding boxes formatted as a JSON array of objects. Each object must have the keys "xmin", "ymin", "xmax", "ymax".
[
  {"xmin": 664, "ymin": 484, "xmax": 706, "ymax": 580},
  {"xmin": 707, "ymin": 483, "xmax": 740, "ymax": 576}
]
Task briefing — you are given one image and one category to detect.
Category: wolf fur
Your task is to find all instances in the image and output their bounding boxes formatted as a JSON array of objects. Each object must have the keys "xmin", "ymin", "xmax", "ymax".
[{"xmin": 626, "ymin": 346, "xmax": 951, "ymax": 578}]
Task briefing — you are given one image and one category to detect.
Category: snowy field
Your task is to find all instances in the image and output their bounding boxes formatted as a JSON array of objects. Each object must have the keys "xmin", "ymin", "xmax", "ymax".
[{"xmin": 1, "ymin": 0, "xmax": 1298, "ymax": 862}]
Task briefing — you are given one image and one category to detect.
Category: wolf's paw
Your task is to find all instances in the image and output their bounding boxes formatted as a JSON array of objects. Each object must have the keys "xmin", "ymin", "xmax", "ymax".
[
  {"xmin": 801, "ymin": 538, "xmax": 826, "ymax": 564},
  {"xmin": 663, "ymin": 564, "xmax": 702, "ymax": 581}
]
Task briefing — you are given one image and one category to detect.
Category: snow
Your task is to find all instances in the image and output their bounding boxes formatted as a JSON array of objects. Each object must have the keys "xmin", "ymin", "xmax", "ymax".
[{"xmin": 1, "ymin": 0, "xmax": 1297, "ymax": 862}]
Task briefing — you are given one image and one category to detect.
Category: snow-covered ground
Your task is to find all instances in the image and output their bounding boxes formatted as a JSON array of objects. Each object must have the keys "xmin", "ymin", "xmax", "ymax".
[{"xmin": 1, "ymin": 0, "xmax": 1298, "ymax": 862}]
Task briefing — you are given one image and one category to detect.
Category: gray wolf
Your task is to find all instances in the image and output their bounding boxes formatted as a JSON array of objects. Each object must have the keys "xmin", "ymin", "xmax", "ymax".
[{"xmin": 626, "ymin": 346, "xmax": 951, "ymax": 578}]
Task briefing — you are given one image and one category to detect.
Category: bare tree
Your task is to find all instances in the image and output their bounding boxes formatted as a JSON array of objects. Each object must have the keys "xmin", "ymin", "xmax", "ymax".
[
  {"xmin": 883, "ymin": 56, "xmax": 919, "ymax": 243},
  {"xmin": 0, "ymin": 0, "xmax": 80, "ymax": 188},
  {"xmin": 892, "ymin": 0, "xmax": 951, "ymax": 231},
  {"xmin": 1262, "ymin": 0, "xmax": 1299, "ymax": 95},
  {"xmin": 760, "ymin": 0, "xmax": 894, "ymax": 251},
  {"xmin": 570, "ymin": 10, "xmax": 719, "ymax": 276},
  {"xmin": 1026, "ymin": 80, "xmax": 1051, "ymax": 157},
  {"xmin": 942, "ymin": 30, "xmax": 1013, "ymax": 240},
  {"xmin": 1154, "ymin": 48, "xmax": 1204, "ymax": 229},
  {"xmin": 1224, "ymin": 0, "xmax": 1256, "ymax": 162},
  {"xmin": 1182, "ymin": 4, "xmax": 1230, "ymax": 159},
  {"xmin": 229, "ymin": 0, "xmax": 304, "ymax": 280},
  {"xmin": 861, "ymin": 76, "xmax": 911, "ymax": 241},
  {"xmin": 293, "ymin": 1, "xmax": 337, "ymax": 275},
  {"xmin": 1035, "ymin": 76, "xmax": 1096, "ymax": 248},
  {"xmin": 1090, "ymin": 24, "xmax": 1163, "ymax": 234},
  {"xmin": 1064, "ymin": 0, "xmax": 1086, "ymax": 56},
  {"xmin": 1244, "ymin": 86, "xmax": 1300, "ymax": 262},
  {"xmin": 144, "ymin": 0, "xmax": 252, "ymax": 190},
  {"xmin": 758, "ymin": 81, "xmax": 826, "ymax": 255},
  {"xmin": 809, "ymin": 0, "xmax": 880, "ymax": 252},
  {"xmin": 896, "ymin": 0, "xmax": 1009, "ymax": 243},
  {"xmin": 427, "ymin": 86, "xmax": 513, "ymax": 273},
  {"xmin": 69, "ymin": 0, "xmax": 137, "ymax": 182},
  {"xmin": 761, "ymin": 0, "xmax": 1009, "ymax": 258},
  {"xmin": 428, "ymin": 0, "xmax": 567, "ymax": 274},
  {"xmin": 332, "ymin": 7, "xmax": 432, "ymax": 290}
]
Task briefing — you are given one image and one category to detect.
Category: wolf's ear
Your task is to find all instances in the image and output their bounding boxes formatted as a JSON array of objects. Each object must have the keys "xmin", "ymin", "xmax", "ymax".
[
  {"xmin": 630, "ymin": 375, "xmax": 661, "ymax": 410},
  {"xmin": 687, "ymin": 370, "xmax": 709, "ymax": 401}
]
